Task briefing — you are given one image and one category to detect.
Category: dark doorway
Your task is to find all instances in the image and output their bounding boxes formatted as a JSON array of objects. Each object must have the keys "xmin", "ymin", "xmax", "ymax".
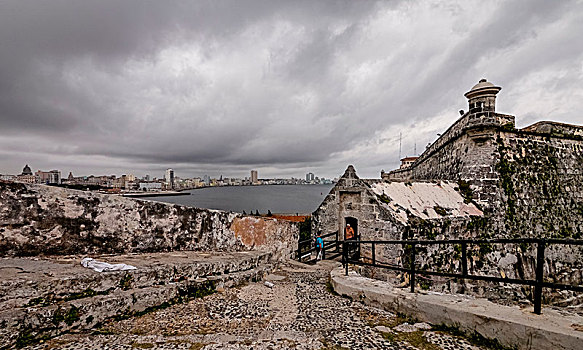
[{"xmin": 344, "ymin": 217, "xmax": 358, "ymax": 240}]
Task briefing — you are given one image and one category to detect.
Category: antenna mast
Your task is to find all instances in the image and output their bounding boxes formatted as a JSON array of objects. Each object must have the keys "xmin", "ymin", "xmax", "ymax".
[{"xmin": 398, "ymin": 132, "xmax": 402, "ymax": 160}]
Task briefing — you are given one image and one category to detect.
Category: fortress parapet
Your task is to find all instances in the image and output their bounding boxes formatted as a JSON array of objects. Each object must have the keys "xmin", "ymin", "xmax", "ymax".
[{"xmin": 385, "ymin": 79, "xmax": 515, "ymax": 182}]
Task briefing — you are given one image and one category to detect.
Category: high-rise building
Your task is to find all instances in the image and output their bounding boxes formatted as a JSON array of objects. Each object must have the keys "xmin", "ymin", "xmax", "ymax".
[
  {"xmin": 251, "ymin": 170, "xmax": 258, "ymax": 184},
  {"xmin": 165, "ymin": 169, "xmax": 174, "ymax": 189},
  {"xmin": 306, "ymin": 172, "xmax": 315, "ymax": 182},
  {"xmin": 203, "ymin": 175, "xmax": 210, "ymax": 185}
]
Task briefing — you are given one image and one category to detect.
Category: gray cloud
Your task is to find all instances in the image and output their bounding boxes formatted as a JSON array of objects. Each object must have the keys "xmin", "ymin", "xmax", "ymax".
[{"xmin": 0, "ymin": 0, "xmax": 581, "ymax": 179}]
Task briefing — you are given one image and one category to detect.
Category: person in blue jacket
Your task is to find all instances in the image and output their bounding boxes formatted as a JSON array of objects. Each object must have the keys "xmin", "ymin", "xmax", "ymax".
[{"xmin": 316, "ymin": 232, "xmax": 324, "ymax": 261}]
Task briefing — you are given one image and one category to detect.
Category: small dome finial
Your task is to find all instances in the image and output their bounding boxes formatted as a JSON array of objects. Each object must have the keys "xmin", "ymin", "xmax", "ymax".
[{"xmin": 479, "ymin": 78, "xmax": 487, "ymax": 83}]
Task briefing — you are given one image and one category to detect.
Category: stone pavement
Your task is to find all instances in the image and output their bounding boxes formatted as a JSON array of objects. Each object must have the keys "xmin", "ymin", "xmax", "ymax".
[{"xmin": 24, "ymin": 261, "xmax": 488, "ymax": 350}]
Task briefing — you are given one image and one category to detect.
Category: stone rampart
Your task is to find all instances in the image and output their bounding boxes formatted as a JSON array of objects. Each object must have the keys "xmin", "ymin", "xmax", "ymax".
[
  {"xmin": 385, "ymin": 123, "xmax": 583, "ymax": 237},
  {"xmin": 380, "ymin": 122, "xmax": 583, "ymax": 305},
  {"xmin": 0, "ymin": 182, "xmax": 298, "ymax": 259}
]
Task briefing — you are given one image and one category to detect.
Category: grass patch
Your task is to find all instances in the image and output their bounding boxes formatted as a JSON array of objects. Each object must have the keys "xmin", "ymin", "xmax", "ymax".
[
  {"xmin": 319, "ymin": 338, "xmax": 351, "ymax": 350},
  {"xmin": 381, "ymin": 330, "xmax": 440, "ymax": 350},
  {"xmin": 189, "ymin": 343, "xmax": 207, "ymax": 350},
  {"xmin": 325, "ymin": 279, "xmax": 339, "ymax": 296},
  {"xmin": 432, "ymin": 323, "xmax": 517, "ymax": 350},
  {"xmin": 91, "ymin": 327, "xmax": 117, "ymax": 335}
]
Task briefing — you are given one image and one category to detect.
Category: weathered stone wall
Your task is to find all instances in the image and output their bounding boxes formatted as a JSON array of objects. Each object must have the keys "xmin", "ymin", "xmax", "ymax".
[
  {"xmin": 0, "ymin": 182, "xmax": 298, "ymax": 259},
  {"xmin": 312, "ymin": 167, "xmax": 404, "ymax": 265},
  {"xmin": 386, "ymin": 122, "xmax": 583, "ymax": 239},
  {"xmin": 387, "ymin": 124, "xmax": 502, "ymax": 206},
  {"xmin": 382, "ymin": 121, "xmax": 583, "ymax": 305}
]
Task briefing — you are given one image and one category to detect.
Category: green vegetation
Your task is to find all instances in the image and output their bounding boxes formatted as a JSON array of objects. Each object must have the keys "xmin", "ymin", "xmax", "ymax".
[
  {"xmin": 52, "ymin": 305, "xmax": 80, "ymax": 326},
  {"xmin": 326, "ymin": 278, "xmax": 339, "ymax": 296},
  {"xmin": 119, "ymin": 273, "xmax": 134, "ymax": 290},
  {"xmin": 64, "ymin": 288, "xmax": 112, "ymax": 301},
  {"xmin": 382, "ymin": 331, "xmax": 440, "ymax": 350},
  {"xmin": 456, "ymin": 180, "xmax": 474, "ymax": 204},
  {"xmin": 501, "ymin": 123, "xmax": 515, "ymax": 131},
  {"xmin": 298, "ymin": 217, "xmax": 312, "ymax": 241},
  {"xmin": 13, "ymin": 328, "xmax": 52, "ymax": 349},
  {"xmin": 26, "ymin": 296, "xmax": 53, "ymax": 307},
  {"xmin": 189, "ymin": 343, "xmax": 207, "ymax": 350},
  {"xmin": 432, "ymin": 323, "xmax": 517, "ymax": 350},
  {"xmin": 433, "ymin": 205, "xmax": 447, "ymax": 216},
  {"xmin": 495, "ymin": 138, "xmax": 516, "ymax": 222},
  {"xmin": 377, "ymin": 194, "xmax": 391, "ymax": 204},
  {"xmin": 319, "ymin": 338, "xmax": 351, "ymax": 350}
]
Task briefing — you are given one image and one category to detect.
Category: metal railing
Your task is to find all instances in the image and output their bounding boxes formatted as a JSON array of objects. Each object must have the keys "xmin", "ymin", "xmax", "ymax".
[
  {"xmin": 297, "ymin": 231, "xmax": 339, "ymax": 262},
  {"xmin": 340, "ymin": 238, "xmax": 583, "ymax": 315}
]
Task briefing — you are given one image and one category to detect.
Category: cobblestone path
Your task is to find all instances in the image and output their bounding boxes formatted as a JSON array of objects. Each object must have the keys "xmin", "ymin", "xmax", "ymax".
[{"xmin": 27, "ymin": 261, "xmax": 487, "ymax": 350}]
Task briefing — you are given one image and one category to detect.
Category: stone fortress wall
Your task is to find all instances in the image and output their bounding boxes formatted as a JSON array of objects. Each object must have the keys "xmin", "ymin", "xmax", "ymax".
[
  {"xmin": 0, "ymin": 181, "xmax": 298, "ymax": 261},
  {"xmin": 316, "ymin": 80, "xmax": 583, "ymax": 306},
  {"xmin": 384, "ymin": 80, "xmax": 583, "ymax": 305},
  {"xmin": 385, "ymin": 80, "xmax": 583, "ymax": 240}
]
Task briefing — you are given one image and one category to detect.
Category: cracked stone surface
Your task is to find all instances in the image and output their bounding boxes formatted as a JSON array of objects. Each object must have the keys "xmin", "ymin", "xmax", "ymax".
[{"xmin": 25, "ymin": 261, "xmax": 488, "ymax": 349}]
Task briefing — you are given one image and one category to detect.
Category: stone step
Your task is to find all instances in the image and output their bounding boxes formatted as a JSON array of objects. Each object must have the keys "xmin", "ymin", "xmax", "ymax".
[
  {"xmin": 0, "ymin": 261, "xmax": 273, "ymax": 348},
  {"xmin": 0, "ymin": 250, "xmax": 272, "ymax": 310}
]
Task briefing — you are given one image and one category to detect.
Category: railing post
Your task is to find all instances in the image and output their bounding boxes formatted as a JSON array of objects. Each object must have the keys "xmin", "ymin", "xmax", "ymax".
[
  {"xmin": 461, "ymin": 242, "xmax": 468, "ymax": 276},
  {"xmin": 410, "ymin": 242, "xmax": 416, "ymax": 293},
  {"xmin": 335, "ymin": 231, "xmax": 339, "ymax": 251},
  {"xmin": 534, "ymin": 239, "xmax": 546, "ymax": 315},
  {"xmin": 343, "ymin": 241, "xmax": 348, "ymax": 276},
  {"xmin": 372, "ymin": 242, "xmax": 376, "ymax": 265}
]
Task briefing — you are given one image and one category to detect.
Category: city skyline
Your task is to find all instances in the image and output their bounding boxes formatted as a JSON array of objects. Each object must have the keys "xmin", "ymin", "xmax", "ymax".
[
  {"xmin": 1, "ymin": 1, "xmax": 582, "ymax": 179},
  {"xmin": 2, "ymin": 163, "xmax": 331, "ymax": 183}
]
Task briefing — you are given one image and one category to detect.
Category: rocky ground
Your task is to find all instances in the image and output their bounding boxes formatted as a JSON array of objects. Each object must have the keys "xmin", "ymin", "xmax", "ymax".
[{"xmin": 25, "ymin": 261, "xmax": 489, "ymax": 350}]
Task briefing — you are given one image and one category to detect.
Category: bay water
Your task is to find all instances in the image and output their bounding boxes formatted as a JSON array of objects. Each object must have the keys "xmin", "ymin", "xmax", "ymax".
[{"xmin": 138, "ymin": 184, "xmax": 334, "ymax": 214}]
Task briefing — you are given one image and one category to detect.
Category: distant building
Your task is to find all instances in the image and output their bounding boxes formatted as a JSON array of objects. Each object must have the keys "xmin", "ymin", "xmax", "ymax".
[
  {"xmin": 0, "ymin": 174, "xmax": 16, "ymax": 181},
  {"xmin": 203, "ymin": 175, "xmax": 210, "ymax": 185},
  {"xmin": 35, "ymin": 170, "xmax": 61, "ymax": 184},
  {"xmin": 16, "ymin": 164, "xmax": 36, "ymax": 183},
  {"xmin": 113, "ymin": 175, "xmax": 127, "ymax": 189},
  {"xmin": 306, "ymin": 172, "xmax": 315, "ymax": 182},
  {"xmin": 21, "ymin": 164, "xmax": 32, "ymax": 176},
  {"xmin": 165, "ymin": 169, "xmax": 175, "ymax": 189},
  {"xmin": 399, "ymin": 157, "xmax": 419, "ymax": 169},
  {"xmin": 139, "ymin": 182, "xmax": 162, "ymax": 191},
  {"xmin": 251, "ymin": 170, "xmax": 258, "ymax": 184}
]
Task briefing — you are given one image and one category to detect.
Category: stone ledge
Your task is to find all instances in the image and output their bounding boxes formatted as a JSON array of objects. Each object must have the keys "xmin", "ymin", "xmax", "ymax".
[
  {"xmin": 0, "ymin": 250, "xmax": 272, "ymax": 308},
  {"xmin": 330, "ymin": 267, "xmax": 583, "ymax": 350},
  {"xmin": 0, "ymin": 252, "xmax": 275, "ymax": 348}
]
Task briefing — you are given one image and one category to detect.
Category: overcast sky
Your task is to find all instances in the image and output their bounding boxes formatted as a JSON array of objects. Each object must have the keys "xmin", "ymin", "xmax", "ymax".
[{"xmin": 1, "ymin": 0, "xmax": 582, "ymax": 179}]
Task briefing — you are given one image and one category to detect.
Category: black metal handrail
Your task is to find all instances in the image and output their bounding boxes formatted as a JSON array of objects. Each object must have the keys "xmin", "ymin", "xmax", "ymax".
[
  {"xmin": 340, "ymin": 238, "xmax": 583, "ymax": 315},
  {"xmin": 297, "ymin": 231, "xmax": 339, "ymax": 261}
]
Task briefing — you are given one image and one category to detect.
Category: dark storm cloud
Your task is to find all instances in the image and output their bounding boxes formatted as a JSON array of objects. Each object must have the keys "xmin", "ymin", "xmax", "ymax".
[{"xmin": 0, "ymin": 0, "xmax": 581, "ymax": 179}]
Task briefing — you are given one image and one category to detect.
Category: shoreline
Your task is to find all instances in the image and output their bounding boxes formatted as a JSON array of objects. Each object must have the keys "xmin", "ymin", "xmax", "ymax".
[{"xmin": 122, "ymin": 191, "xmax": 190, "ymax": 198}]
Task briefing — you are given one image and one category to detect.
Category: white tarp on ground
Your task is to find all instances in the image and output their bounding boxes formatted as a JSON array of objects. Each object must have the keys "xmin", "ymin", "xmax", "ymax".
[{"xmin": 81, "ymin": 257, "xmax": 137, "ymax": 272}]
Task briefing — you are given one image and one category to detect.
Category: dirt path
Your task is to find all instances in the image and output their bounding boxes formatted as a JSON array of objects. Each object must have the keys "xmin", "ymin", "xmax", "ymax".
[{"xmin": 27, "ymin": 261, "xmax": 487, "ymax": 349}]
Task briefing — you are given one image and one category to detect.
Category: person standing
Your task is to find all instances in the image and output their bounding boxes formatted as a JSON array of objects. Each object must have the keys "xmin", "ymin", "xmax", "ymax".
[
  {"xmin": 316, "ymin": 233, "xmax": 324, "ymax": 261},
  {"xmin": 345, "ymin": 223, "xmax": 356, "ymax": 255},
  {"xmin": 345, "ymin": 224, "xmax": 354, "ymax": 240}
]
